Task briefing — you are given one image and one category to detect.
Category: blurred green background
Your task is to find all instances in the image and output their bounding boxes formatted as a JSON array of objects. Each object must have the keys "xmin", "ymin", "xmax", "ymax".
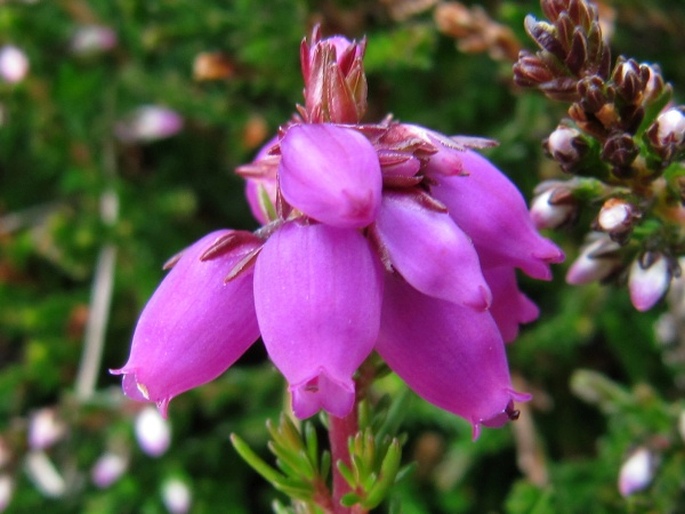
[{"xmin": 2, "ymin": 0, "xmax": 685, "ymax": 512}]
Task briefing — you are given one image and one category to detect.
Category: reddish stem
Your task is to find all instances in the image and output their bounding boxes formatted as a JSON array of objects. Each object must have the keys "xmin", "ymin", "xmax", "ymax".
[{"xmin": 329, "ymin": 409, "xmax": 364, "ymax": 514}]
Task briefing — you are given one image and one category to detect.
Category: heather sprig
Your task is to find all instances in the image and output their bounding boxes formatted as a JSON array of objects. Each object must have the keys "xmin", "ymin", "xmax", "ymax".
[{"xmin": 519, "ymin": 0, "xmax": 685, "ymax": 312}]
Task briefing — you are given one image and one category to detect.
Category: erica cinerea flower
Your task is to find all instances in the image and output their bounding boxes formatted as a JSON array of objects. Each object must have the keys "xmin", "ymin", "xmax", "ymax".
[{"xmin": 113, "ymin": 26, "xmax": 563, "ymax": 436}]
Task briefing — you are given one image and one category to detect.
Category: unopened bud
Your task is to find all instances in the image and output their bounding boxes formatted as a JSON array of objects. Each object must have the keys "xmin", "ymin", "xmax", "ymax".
[
  {"xmin": 530, "ymin": 186, "xmax": 576, "ymax": 229},
  {"xmin": 596, "ymin": 197, "xmax": 637, "ymax": 237},
  {"xmin": 161, "ymin": 478, "xmax": 192, "ymax": 514},
  {"xmin": 545, "ymin": 126, "xmax": 587, "ymax": 170},
  {"xmin": 601, "ymin": 132, "xmax": 638, "ymax": 169},
  {"xmin": 655, "ymin": 108, "xmax": 685, "ymax": 146},
  {"xmin": 91, "ymin": 452, "xmax": 128, "ymax": 489},
  {"xmin": 135, "ymin": 406, "xmax": 171, "ymax": 457},
  {"xmin": 641, "ymin": 63, "xmax": 666, "ymax": 104},
  {"xmin": 24, "ymin": 451, "xmax": 66, "ymax": 498},
  {"xmin": 70, "ymin": 25, "xmax": 117, "ymax": 55},
  {"xmin": 0, "ymin": 475, "xmax": 12, "ymax": 512},
  {"xmin": 629, "ymin": 253, "xmax": 670, "ymax": 312},
  {"xmin": 28, "ymin": 408, "xmax": 66, "ymax": 451},
  {"xmin": 612, "ymin": 57, "xmax": 643, "ymax": 104},
  {"xmin": 618, "ymin": 447, "xmax": 655, "ymax": 497},
  {"xmin": 566, "ymin": 233, "xmax": 621, "ymax": 285},
  {"xmin": 115, "ymin": 106, "xmax": 183, "ymax": 143},
  {"xmin": 0, "ymin": 45, "xmax": 29, "ymax": 84}
]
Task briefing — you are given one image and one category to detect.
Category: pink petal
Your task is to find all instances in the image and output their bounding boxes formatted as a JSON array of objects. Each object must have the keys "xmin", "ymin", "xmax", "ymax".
[
  {"xmin": 253, "ymin": 222, "xmax": 383, "ymax": 418},
  {"xmin": 279, "ymin": 124, "xmax": 382, "ymax": 228},
  {"xmin": 430, "ymin": 150, "xmax": 564, "ymax": 279},
  {"xmin": 112, "ymin": 230, "xmax": 261, "ymax": 415},
  {"xmin": 629, "ymin": 254, "xmax": 670, "ymax": 311},
  {"xmin": 483, "ymin": 267, "xmax": 540, "ymax": 343},
  {"xmin": 377, "ymin": 274, "xmax": 529, "ymax": 438},
  {"xmin": 374, "ymin": 192, "xmax": 491, "ymax": 310}
]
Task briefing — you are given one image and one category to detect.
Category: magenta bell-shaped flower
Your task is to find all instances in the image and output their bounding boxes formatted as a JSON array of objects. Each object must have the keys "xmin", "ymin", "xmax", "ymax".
[
  {"xmin": 430, "ymin": 150, "xmax": 564, "ymax": 280},
  {"xmin": 377, "ymin": 274, "xmax": 530, "ymax": 438},
  {"xmin": 279, "ymin": 124, "xmax": 382, "ymax": 228},
  {"xmin": 114, "ymin": 29, "xmax": 563, "ymax": 434},
  {"xmin": 111, "ymin": 230, "xmax": 261, "ymax": 415},
  {"xmin": 254, "ymin": 222, "xmax": 383, "ymax": 418}
]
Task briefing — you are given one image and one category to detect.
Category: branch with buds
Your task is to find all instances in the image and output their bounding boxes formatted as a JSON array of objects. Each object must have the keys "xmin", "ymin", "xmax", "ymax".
[{"xmin": 517, "ymin": 0, "xmax": 685, "ymax": 312}]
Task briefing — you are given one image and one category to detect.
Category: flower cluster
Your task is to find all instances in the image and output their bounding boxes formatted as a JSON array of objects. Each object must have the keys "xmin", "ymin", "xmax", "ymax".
[
  {"xmin": 517, "ymin": 0, "xmax": 685, "ymax": 312},
  {"xmin": 113, "ymin": 27, "xmax": 563, "ymax": 437}
]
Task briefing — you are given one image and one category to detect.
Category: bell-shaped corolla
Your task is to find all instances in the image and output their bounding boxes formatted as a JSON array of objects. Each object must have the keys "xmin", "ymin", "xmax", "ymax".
[
  {"xmin": 430, "ymin": 150, "xmax": 564, "ymax": 279},
  {"xmin": 112, "ymin": 230, "xmax": 261, "ymax": 416},
  {"xmin": 373, "ymin": 192, "xmax": 491, "ymax": 310},
  {"xmin": 253, "ymin": 221, "xmax": 383, "ymax": 419},
  {"xmin": 279, "ymin": 124, "xmax": 382, "ymax": 228},
  {"xmin": 483, "ymin": 266, "xmax": 540, "ymax": 343},
  {"xmin": 376, "ymin": 274, "xmax": 530, "ymax": 438}
]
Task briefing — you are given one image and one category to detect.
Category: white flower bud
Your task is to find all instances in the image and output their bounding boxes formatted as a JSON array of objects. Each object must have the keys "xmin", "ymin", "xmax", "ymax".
[
  {"xmin": 547, "ymin": 126, "xmax": 582, "ymax": 161},
  {"xmin": 618, "ymin": 447, "xmax": 655, "ymax": 497},
  {"xmin": 0, "ymin": 45, "xmax": 29, "ymax": 84},
  {"xmin": 115, "ymin": 106, "xmax": 183, "ymax": 143},
  {"xmin": 161, "ymin": 478, "xmax": 192, "ymax": 514},
  {"xmin": 70, "ymin": 25, "xmax": 117, "ymax": 55},
  {"xmin": 91, "ymin": 452, "xmax": 128, "ymax": 489},
  {"xmin": 597, "ymin": 198, "xmax": 635, "ymax": 233},
  {"xmin": 530, "ymin": 188, "xmax": 575, "ymax": 229},
  {"xmin": 566, "ymin": 234, "xmax": 621, "ymax": 285},
  {"xmin": 24, "ymin": 451, "xmax": 66, "ymax": 498},
  {"xmin": 655, "ymin": 109, "xmax": 685, "ymax": 146},
  {"xmin": 0, "ymin": 475, "xmax": 12, "ymax": 512},
  {"xmin": 135, "ymin": 406, "xmax": 171, "ymax": 457},
  {"xmin": 629, "ymin": 253, "xmax": 670, "ymax": 312},
  {"xmin": 28, "ymin": 408, "xmax": 66, "ymax": 451}
]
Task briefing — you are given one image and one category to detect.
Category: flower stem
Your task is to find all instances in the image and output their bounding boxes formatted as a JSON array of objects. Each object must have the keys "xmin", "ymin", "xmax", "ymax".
[{"xmin": 329, "ymin": 410, "xmax": 364, "ymax": 514}]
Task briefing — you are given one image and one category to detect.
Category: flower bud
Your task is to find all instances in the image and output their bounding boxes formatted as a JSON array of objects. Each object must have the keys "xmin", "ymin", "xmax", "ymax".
[
  {"xmin": 115, "ymin": 106, "xmax": 183, "ymax": 143},
  {"xmin": 25, "ymin": 451, "xmax": 66, "ymax": 498},
  {"xmin": 596, "ymin": 197, "xmax": 637, "ymax": 237},
  {"xmin": 28, "ymin": 408, "xmax": 66, "ymax": 451},
  {"xmin": 135, "ymin": 406, "xmax": 171, "ymax": 457},
  {"xmin": 0, "ymin": 475, "xmax": 12, "ymax": 512},
  {"xmin": 601, "ymin": 132, "xmax": 638, "ymax": 169},
  {"xmin": 161, "ymin": 478, "xmax": 192, "ymax": 514},
  {"xmin": 655, "ymin": 108, "xmax": 685, "ymax": 146},
  {"xmin": 91, "ymin": 452, "xmax": 128, "ymax": 489},
  {"xmin": 641, "ymin": 63, "xmax": 666, "ymax": 105},
  {"xmin": 70, "ymin": 25, "xmax": 117, "ymax": 55},
  {"xmin": 629, "ymin": 252, "xmax": 670, "ymax": 311},
  {"xmin": 566, "ymin": 233, "xmax": 621, "ymax": 285},
  {"xmin": 0, "ymin": 45, "xmax": 28, "ymax": 84},
  {"xmin": 618, "ymin": 447, "xmax": 655, "ymax": 497},
  {"xmin": 544, "ymin": 125, "xmax": 587, "ymax": 170},
  {"xmin": 646, "ymin": 108, "xmax": 685, "ymax": 162},
  {"xmin": 529, "ymin": 186, "xmax": 576, "ymax": 229}
]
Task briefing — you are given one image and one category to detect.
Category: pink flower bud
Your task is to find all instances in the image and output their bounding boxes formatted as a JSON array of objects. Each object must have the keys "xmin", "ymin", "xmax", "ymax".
[
  {"xmin": 135, "ymin": 406, "xmax": 171, "ymax": 457},
  {"xmin": 161, "ymin": 478, "xmax": 192, "ymax": 514},
  {"xmin": 70, "ymin": 25, "xmax": 117, "ymax": 55},
  {"xmin": 629, "ymin": 253, "xmax": 670, "ymax": 311},
  {"xmin": 28, "ymin": 408, "xmax": 66, "ymax": 451},
  {"xmin": 91, "ymin": 452, "xmax": 128, "ymax": 489},
  {"xmin": 0, "ymin": 45, "xmax": 29, "ymax": 84},
  {"xmin": 545, "ymin": 125, "xmax": 585, "ymax": 167},
  {"xmin": 618, "ymin": 447, "xmax": 655, "ymax": 497},
  {"xmin": 115, "ymin": 106, "xmax": 183, "ymax": 143}
]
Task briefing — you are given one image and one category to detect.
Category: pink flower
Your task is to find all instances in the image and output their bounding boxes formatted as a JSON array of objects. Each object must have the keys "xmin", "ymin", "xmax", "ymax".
[{"xmin": 114, "ymin": 32, "xmax": 563, "ymax": 436}]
